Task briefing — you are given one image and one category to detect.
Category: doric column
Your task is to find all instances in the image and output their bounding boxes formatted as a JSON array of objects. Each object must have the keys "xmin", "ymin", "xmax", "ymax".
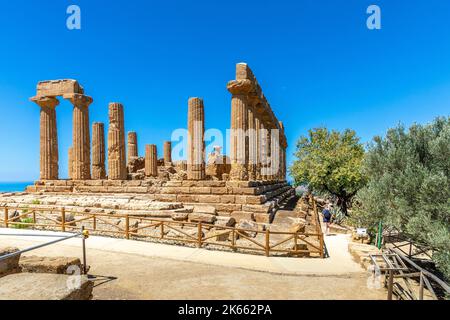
[
  {"xmin": 259, "ymin": 121, "xmax": 268, "ymax": 180},
  {"xmin": 92, "ymin": 122, "xmax": 106, "ymax": 179},
  {"xmin": 127, "ymin": 131, "xmax": 138, "ymax": 165},
  {"xmin": 270, "ymin": 125, "xmax": 281, "ymax": 181},
  {"xmin": 255, "ymin": 116, "xmax": 262, "ymax": 180},
  {"xmin": 108, "ymin": 103, "xmax": 127, "ymax": 180},
  {"xmin": 68, "ymin": 147, "xmax": 73, "ymax": 179},
  {"xmin": 279, "ymin": 121, "xmax": 287, "ymax": 181},
  {"xmin": 64, "ymin": 94, "xmax": 93, "ymax": 180},
  {"xmin": 164, "ymin": 141, "xmax": 172, "ymax": 166},
  {"xmin": 227, "ymin": 79, "xmax": 253, "ymax": 181},
  {"xmin": 145, "ymin": 144, "xmax": 158, "ymax": 177},
  {"xmin": 187, "ymin": 98, "xmax": 205, "ymax": 180},
  {"xmin": 247, "ymin": 105, "xmax": 257, "ymax": 181},
  {"xmin": 30, "ymin": 96, "xmax": 60, "ymax": 180}
]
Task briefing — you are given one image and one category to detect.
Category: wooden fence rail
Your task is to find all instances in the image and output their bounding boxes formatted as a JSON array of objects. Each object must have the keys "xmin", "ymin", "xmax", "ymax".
[{"xmin": 0, "ymin": 204, "xmax": 324, "ymax": 258}]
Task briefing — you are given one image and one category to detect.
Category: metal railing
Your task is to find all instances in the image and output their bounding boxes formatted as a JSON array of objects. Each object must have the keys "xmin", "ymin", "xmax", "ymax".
[
  {"xmin": 0, "ymin": 204, "xmax": 324, "ymax": 258},
  {"xmin": 0, "ymin": 227, "xmax": 89, "ymax": 274}
]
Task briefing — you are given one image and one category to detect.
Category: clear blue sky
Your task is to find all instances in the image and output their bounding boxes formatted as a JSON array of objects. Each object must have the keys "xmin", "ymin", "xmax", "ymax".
[{"xmin": 0, "ymin": 0, "xmax": 449, "ymax": 181}]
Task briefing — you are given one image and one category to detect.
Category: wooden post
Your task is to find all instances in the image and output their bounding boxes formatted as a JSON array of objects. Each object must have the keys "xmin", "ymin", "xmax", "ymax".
[
  {"xmin": 32, "ymin": 210, "xmax": 36, "ymax": 224},
  {"xmin": 265, "ymin": 229, "xmax": 270, "ymax": 257},
  {"xmin": 197, "ymin": 222, "xmax": 202, "ymax": 248},
  {"xmin": 320, "ymin": 234, "xmax": 325, "ymax": 258},
  {"xmin": 231, "ymin": 229, "xmax": 236, "ymax": 251},
  {"xmin": 93, "ymin": 215, "xmax": 97, "ymax": 231},
  {"xmin": 387, "ymin": 270, "xmax": 394, "ymax": 300},
  {"xmin": 4, "ymin": 208, "xmax": 8, "ymax": 228},
  {"xmin": 160, "ymin": 222, "xmax": 164, "ymax": 239},
  {"xmin": 294, "ymin": 233, "xmax": 298, "ymax": 252},
  {"xmin": 125, "ymin": 215, "xmax": 130, "ymax": 239},
  {"xmin": 419, "ymin": 272, "xmax": 424, "ymax": 300},
  {"xmin": 61, "ymin": 208, "xmax": 66, "ymax": 232}
]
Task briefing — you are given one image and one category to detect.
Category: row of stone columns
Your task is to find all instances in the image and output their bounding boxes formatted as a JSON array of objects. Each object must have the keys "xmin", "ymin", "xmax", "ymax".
[{"xmin": 226, "ymin": 63, "xmax": 287, "ymax": 182}]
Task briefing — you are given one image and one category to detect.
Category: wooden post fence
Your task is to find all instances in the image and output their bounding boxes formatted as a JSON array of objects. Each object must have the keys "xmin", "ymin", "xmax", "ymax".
[
  {"xmin": 4, "ymin": 207, "xmax": 8, "ymax": 228},
  {"xmin": 61, "ymin": 208, "xmax": 66, "ymax": 232}
]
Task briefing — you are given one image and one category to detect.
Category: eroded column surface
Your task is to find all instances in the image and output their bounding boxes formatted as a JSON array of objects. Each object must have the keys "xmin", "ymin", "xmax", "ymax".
[
  {"xmin": 279, "ymin": 121, "xmax": 287, "ymax": 181},
  {"xmin": 187, "ymin": 98, "xmax": 205, "ymax": 180},
  {"xmin": 92, "ymin": 122, "xmax": 106, "ymax": 179},
  {"xmin": 127, "ymin": 131, "xmax": 138, "ymax": 165},
  {"xmin": 65, "ymin": 94, "xmax": 93, "ymax": 180},
  {"xmin": 164, "ymin": 141, "xmax": 172, "ymax": 166},
  {"xmin": 254, "ymin": 116, "xmax": 262, "ymax": 180},
  {"xmin": 68, "ymin": 147, "xmax": 73, "ymax": 180},
  {"xmin": 145, "ymin": 144, "xmax": 158, "ymax": 177},
  {"xmin": 108, "ymin": 103, "xmax": 127, "ymax": 180},
  {"xmin": 227, "ymin": 78, "xmax": 252, "ymax": 181},
  {"xmin": 247, "ymin": 105, "xmax": 258, "ymax": 181},
  {"xmin": 31, "ymin": 96, "xmax": 60, "ymax": 180}
]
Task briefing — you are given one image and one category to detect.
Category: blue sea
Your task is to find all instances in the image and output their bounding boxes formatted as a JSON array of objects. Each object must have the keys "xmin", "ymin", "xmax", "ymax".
[{"xmin": 0, "ymin": 182, "xmax": 33, "ymax": 192}]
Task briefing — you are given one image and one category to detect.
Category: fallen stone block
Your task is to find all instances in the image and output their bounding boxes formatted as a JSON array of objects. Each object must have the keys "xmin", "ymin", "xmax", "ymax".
[
  {"xmin": 188, "ymin": 213, "xmax": 217, "ymax": 224},
  {"xmin": 19, "ymin": 256, "xmax": 82, "ymax": 275},
  {"xmin": 0, "ymin": 273, "xmax": 93, "ymax": 300},
  {"xmin": 0, "ymin": 247, "xmax": 21, "ymax": 278}
]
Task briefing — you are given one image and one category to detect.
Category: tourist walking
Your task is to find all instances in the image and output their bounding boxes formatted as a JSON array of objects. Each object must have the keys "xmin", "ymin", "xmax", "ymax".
[{"xmin": 322, "ymin": 205, "xmax": 332, "ymax": 235}]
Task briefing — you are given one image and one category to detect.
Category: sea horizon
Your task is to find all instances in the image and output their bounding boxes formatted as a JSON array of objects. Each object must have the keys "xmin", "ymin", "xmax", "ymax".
[{"xmin": 0, "ymin": 181, "xmax": 33, "ymax": 192}]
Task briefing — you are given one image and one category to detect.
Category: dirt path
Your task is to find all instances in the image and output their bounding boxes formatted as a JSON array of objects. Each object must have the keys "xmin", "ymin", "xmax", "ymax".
[{"xmin": 1, "ymin": 235, "xmax": 386, "ymax": 300}]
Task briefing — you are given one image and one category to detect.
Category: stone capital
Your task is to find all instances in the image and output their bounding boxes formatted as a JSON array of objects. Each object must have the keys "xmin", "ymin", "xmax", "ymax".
[
  {"xmin": 227, "ymin": 79, "xmax": 254, "ymax": 95},
  {"xmin": 30, "ymin": 96, "xmax": 60, "ymax": 108},
  {"xmin": 63, "ymin": 93, "xmax": 93, "ymax": 108}
]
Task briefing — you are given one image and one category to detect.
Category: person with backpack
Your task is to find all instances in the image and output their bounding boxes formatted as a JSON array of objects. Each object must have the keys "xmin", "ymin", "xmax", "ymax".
[{"xmin": 322, "ymin": 204, "xmax": 333, "ymax": 235}]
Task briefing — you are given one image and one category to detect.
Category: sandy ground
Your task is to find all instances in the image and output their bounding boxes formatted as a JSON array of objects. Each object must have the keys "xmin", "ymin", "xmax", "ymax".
[{"xmin": 0, "ymin": 229, "xmax": 387, "ymax": 300}]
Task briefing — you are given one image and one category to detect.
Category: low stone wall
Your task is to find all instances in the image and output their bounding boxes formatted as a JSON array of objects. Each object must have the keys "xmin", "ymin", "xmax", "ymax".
[{"xmin": 25, "ymin": 180, "xmax": 296, "ymax": 222}]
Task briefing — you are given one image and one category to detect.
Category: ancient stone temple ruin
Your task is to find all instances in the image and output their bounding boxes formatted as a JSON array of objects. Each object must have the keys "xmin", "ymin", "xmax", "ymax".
[{"xmin": 27, "ymin": 63, "xmax": 294, "ymax": 223}]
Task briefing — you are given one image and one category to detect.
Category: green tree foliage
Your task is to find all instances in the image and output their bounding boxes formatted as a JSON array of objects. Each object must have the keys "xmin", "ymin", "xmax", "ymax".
[
  {"xmin": 354, "ymin": 117, "xmax": 450, "ymax": 279},
  {"xmin": 289, "ymin": 128, "xmax": 366, "ymax": 214}
]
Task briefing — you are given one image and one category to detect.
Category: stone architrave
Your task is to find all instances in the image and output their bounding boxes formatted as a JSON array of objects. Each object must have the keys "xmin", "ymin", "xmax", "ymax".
[
  {"xmin": 187, "ymin": 98, "xmax": 205, "ymax": 180},
  {"xmin": 108, "ymin": 103, "xmax": 127, "ymax": 180},
  {"xmin": 92, "ymin": 122, "xmax": 106, "ymax": 179},
  {"xmin": 30, "ymin": 96, "xmax": 60, "ymax": 180}
]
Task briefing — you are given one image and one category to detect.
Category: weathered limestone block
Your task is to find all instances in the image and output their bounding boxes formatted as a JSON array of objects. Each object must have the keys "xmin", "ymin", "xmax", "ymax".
[
  {"xmin": 19, "ymin": 256, "xmax": 82, "ymax": 274},
  {"xmin": 92, "ymin": 122, "xmax": 106, "ymax": 179},
  {"xmin": 0, "ymin": 273, "xmax": 93, "ymax": 300},
  {"xmin": 171, "ymin": 212, "xmax": 189, "ymax": 221},
  {"xmin": 206, "ymin": 146, "xmax": 226, "ymax": 180},
  {"xmin": 108, "ymin": 103, "xmax": 127, "ymax": 180},
  {"xmin": 214, "ymin": 216, "xmax": 236, "ymax": 227},
  {"xmin": 37, "ymin": 79, "xmax": 84, "ymax": 97},
  {"xmin": 127, "ymin": 157, "xmax": 145, "ymax": 174},
  {"xmin": 254, "ymin": 213, "xmax": 271, "ymax": 224},
  {"xmin": 231, "ymin": 211, "xmax": 255, "ymax": 223},
  {"xmin": 127, "ymin": 131, "xmax": 138, "ymax": 164},
  {"xmin": 187, "ymin": 97, "xmax": 205, "ymax": 180},
  {"xmin": 145, "ymin": 144, "xmax": 158, "ymax": 177},
  {"xmin": 164, "ymin": 141, "xmax": 172, "ymax": 166},
  {"xmin": 0, "ymin": 247, "xmax": 21, "ymax": 278},
  {"xmin": 193, "ymin": 205, "xmax": 217, "ymax": 215},
  {"xmin": 30, "ymin": 96, "xmax": 60, "ymax": 180},
  {"xmin": 188, "ymin": 213, "xmax": 217, "ymax": 224},
  {"xmin": 237, "ymin": 219, "xmax": 258, "ymax": 238}
]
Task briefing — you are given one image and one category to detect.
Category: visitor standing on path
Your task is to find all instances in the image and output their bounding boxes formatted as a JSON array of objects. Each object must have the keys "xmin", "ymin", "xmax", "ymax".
[{"xmin": 322, "ymin": 205, "xmax": 332, "ymax": 235}]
